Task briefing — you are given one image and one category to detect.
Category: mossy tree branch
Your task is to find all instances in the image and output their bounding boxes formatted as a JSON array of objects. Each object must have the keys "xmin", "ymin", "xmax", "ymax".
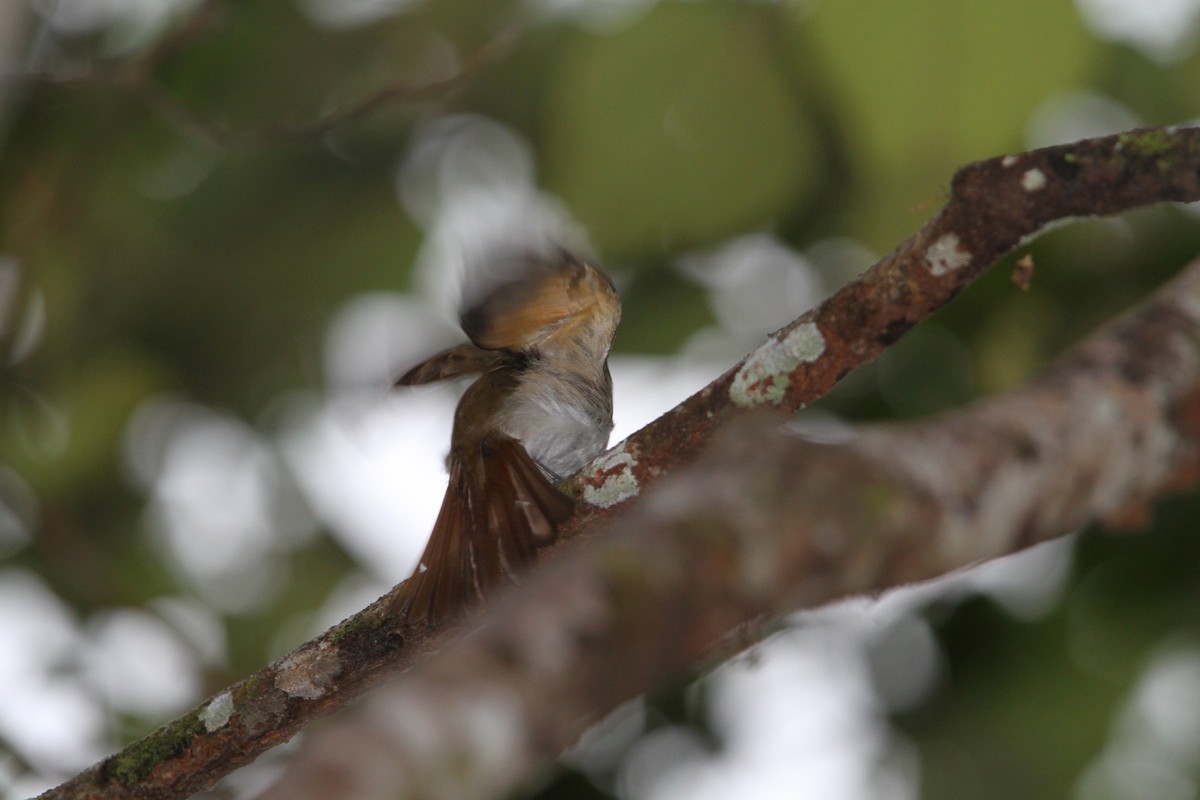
[
  {"xmin": 36, "ymin": 124, "xmax": 1200, "ymax": 800},
  {"xmin": 254, "ymin": 248, "xmax": 1200, "ymax": 800}
]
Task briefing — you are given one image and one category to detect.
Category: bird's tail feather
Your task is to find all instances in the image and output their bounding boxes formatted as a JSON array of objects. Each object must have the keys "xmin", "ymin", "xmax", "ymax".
[{"xmin": 395, "ymin": 435, "xmax": 572, "ymax": 626}]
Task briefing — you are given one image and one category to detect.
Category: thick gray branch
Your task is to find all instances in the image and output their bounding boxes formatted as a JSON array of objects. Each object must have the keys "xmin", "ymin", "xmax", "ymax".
[{"xmin": 252, "ymin": 251, "xmax": 1200, "ymax": 800}]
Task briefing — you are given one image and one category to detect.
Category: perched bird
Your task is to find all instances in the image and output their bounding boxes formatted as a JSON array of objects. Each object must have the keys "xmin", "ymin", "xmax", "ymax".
[{"xmin": 392, "ymin": 248, "xmax": 621, "ymax": 625}]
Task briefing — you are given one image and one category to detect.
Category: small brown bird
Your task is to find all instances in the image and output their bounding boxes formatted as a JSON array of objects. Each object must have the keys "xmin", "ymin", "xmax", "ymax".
[{"xmin": 392, "ymin": 248, "xmax": 621, "ymax": 625}]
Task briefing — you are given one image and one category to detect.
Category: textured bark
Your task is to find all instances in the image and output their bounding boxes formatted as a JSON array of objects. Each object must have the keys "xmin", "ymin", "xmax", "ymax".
[
  {"xmin": 566, "ymin": 126, "xmax": 1200, "ymax": 529},
  {"xmin": 36, "ymin": 124, "xmax": 1200, "ymax": 800},
  {"xmin": 253, "ymin": 250, "xmax": 1200, "ymax": 800}
]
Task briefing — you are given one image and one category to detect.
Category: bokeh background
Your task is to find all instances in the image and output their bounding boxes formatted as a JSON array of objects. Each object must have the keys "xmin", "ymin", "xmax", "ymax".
[{"xmin": 3, "ymin": 0, "xmax": 1200, "ymax": 798}]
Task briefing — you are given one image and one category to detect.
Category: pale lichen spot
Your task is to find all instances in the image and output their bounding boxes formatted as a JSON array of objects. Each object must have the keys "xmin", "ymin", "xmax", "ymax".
[
  {"xmin": 583, "ymin": 446, "xmax": 639, "ymax": 508},
  {"xmin": 730, "ymin": 321, "xmax": 825, "ymax": 407},
  {"xmin": 201, "ymin": 691, "xmax": 234, "ymax": 732},
  {"xmin": 1021, "ymin": 168, "xmax": 1047, "ymax": 192},
  {"xmin": 1001, "ymin": 154, "xmax": 1019, "ymax": 168},
  {"xmin": 926, "ymin": 233, "xmax": 972, "ymax": 277},
  {"xmin": 275, "ymin": 641, "xmax": 341, "ymax": 700}
]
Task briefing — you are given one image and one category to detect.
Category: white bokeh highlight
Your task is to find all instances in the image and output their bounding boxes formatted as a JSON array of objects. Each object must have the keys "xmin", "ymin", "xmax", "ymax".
[
  {"xmin": 678, "ymin": 233, "xmax": 826, "ymax": 364},
  {"xmin": 31, "ymin": 0, "xmax": 202, "ymax": 56},
  {"xmin": 125, "ymin": 399, "xmax": 316, "ymax": 611},
  {"xmin": 619, "ymin": 626, "xmax": 911, "ymax": 800},
  {"xmin": 1075, "ymin": 644, "xmax": 1200, "ymax": 799},
  {"xmin": 280, "ymin": 389, "xmax": 456, "ymax": 580},
  {"xmin": 1075, "ymin": 0, "xmax": 1200, "ymax": 63},
  {"xmin": 0, "ymin": 570, "xmax": 106, "ymax": 778},
  {"xmin": 1025, "ymin": 90, "xmax": 1142, "ymax": 149},
  {"xmin": 80, "ymin": 609, "xmax": 201, "ymax": 718}
]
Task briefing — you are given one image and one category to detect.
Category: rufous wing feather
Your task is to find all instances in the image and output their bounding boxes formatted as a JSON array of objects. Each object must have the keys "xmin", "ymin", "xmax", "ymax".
[
  {"xmin": 395, "ymin": 343, "xmax": 501, "ymax": 386},
  {"xmin": 394, "ymin": 459, "xmax": 480, "ymax": 625},
  {"xmin": 395, "ymin": 435, "xmax": 573, "ymax": 625}
]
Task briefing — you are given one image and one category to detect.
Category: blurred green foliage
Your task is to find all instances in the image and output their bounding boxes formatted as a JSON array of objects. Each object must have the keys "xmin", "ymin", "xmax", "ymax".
[
  {"xmin": 543, "ymin": 4, "xmax": 821, "ymax": 253},
  {"xmin": 2, "ymin": 0, "xmax": 1200, "ymax": 797}
]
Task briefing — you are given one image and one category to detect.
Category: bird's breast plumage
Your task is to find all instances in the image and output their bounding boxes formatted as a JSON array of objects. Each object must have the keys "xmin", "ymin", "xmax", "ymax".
[{"xmin": 500, "ymin": 364, "xmax": 613, "ymax": 479}]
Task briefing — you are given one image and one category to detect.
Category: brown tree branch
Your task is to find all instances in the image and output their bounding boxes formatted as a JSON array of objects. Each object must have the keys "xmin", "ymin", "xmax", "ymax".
[
  {"xmin": 250, "ymin": 250, "xmax": 1200, "ymax": 800},
  {"xmin": 35, "ymin": 125, "xmax": 1200, "ymax": 800},
  {"xmin": 564, "ymin": 126, "xmax": 1200, "ymax": 530}
]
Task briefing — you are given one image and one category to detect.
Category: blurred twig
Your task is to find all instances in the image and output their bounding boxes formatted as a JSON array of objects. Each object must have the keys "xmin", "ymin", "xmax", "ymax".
[
  {"xmin": 13, "ymin": 4, "xmax": 522, "ymax": 148},
  {"xmin": 129, "ymin": 0, "xmax": 225, "ymax": 75},
  {"xmin": 236, "ymin": 25, "xmax": 523, "ymax": 143},
  {"xmin": 17, "ymin": 0, "xmax": 223, "ymax": 86},
  {"xmin": 34, "ymin": 125, "xmax": 1200, "ymax": 800}
]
